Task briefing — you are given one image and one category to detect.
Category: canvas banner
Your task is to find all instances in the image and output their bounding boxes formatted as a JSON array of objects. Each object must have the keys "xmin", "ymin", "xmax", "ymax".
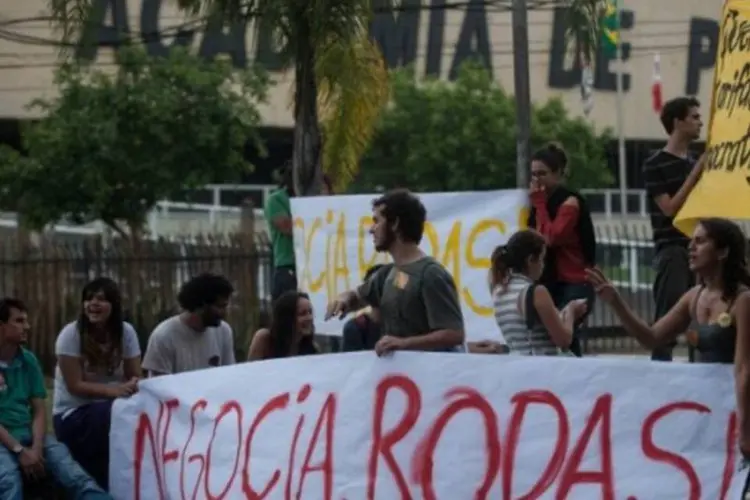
[
  {"xmin": 675, "ymin": 0, "xmax": 750, "ymax": 234},
  {"xmin": 109, "ymin": 353, "xmax": 747, "ymax": 499}
]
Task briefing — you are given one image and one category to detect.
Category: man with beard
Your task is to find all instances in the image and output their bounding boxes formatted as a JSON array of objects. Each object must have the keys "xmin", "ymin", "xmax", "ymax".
[
  {"xmin": 326, "ymin": 189, "xmax": 465, "ymax": 355},
  {"xmin": 142, "ymin": 273, "xmax": 235, "ymax": 376},
  {"xmin": 643, "ymin": 96, "xmax": 704, "ymax": 361}
]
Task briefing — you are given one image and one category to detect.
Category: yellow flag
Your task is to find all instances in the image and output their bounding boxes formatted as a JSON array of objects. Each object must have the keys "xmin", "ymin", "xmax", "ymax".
[{"xmin": 674, "ymin": 0, "xmax": 750, "ymax": 235}]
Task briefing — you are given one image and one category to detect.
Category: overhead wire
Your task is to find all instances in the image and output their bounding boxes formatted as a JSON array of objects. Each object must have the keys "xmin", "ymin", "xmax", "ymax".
[
  {"xmin": 0, "ymin": 2, "xmax": 714, "ymax": 91},
  {"xmin": 0, "ymin": 0, "xmax": 704, "ymax": 51}
]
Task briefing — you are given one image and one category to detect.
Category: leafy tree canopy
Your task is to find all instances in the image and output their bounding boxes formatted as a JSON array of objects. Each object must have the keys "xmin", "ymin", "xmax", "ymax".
[
  {"xmin": 0, "ymin": 46, "xmax": 269, "ymax": 235},
  {"xmin": 355, "ymin": 62, "xmax": 614, "ymax": 193}
]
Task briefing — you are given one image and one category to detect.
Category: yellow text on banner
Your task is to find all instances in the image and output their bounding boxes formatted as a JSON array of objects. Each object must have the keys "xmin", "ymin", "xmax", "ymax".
[{"xmin": 675, "ymin": 0, "xmax": 750, "ymax": 235}]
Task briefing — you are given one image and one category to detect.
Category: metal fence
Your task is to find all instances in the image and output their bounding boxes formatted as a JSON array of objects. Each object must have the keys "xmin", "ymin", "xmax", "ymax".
[
  {"xmin": 3, "ymin": 232, "xmax": 273, "ymax": 373},
  {"xmin": 6, "ymin": 223, "xmax": 681, "ymax": 372},
  {"xmin": 583, "ymin": 224, "xmax": 655, "ymax": 353}
]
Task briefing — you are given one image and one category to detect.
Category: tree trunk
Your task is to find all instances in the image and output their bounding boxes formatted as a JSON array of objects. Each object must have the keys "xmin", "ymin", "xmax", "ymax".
[{"xmin": 292, "ymin": 19, "xmax": 324, "ymax": 196}]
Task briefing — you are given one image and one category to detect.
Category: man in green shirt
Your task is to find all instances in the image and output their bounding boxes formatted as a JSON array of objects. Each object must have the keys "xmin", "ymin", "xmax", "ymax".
[
  {"xmin": 0, "ymin": 298, "xmax": 110, "ymax": 499},
  {"xmin": 265, "ymin": 165, "xmax": 298, "ymax": 301}
]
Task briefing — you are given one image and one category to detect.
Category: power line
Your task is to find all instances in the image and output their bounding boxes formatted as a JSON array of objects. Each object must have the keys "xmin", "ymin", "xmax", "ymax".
[
  {"xmin": 0, "ymin": 42, "xmax": 693, "ymax": 75},
  {"xmin": 0, "ymin": 25, "xmax": 701, "ymax": 60},
  {"xmin": 0, "ymin": 0, "xmax": 706, "ymax": 49}
]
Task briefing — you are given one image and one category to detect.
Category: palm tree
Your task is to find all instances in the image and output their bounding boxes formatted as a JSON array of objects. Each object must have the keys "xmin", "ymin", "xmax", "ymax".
[
  {"xmin": 49, "ymin": 0, "xmax": 607, "ymax": 195},
  {"xmin": 564, "ymin": 0, "xmax": 611, "ymax": 61},
  {"xmin": 48, "ymin": 0, "xmax": 390, "ymax": 195}
]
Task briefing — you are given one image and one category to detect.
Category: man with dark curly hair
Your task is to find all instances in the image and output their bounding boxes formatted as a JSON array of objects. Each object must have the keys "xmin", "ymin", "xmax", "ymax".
[{"xmin": 142, "ymin": 273, "xmax": 235, "ymax": 377}]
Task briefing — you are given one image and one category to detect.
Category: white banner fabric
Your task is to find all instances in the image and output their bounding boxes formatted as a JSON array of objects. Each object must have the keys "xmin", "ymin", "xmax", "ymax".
[{"xmin": 109, "ymin": 353, "xmax": 747, "ymax": 499}]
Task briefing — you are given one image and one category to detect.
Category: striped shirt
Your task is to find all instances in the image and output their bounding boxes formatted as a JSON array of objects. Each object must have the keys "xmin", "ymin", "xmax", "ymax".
[
  {"xmin": 493, "ymin": 274, "xmax": 560, "ymax": 356},
  {"xmin": 643, "ymin": 150, "xmax": 693, "ymax": 251}
]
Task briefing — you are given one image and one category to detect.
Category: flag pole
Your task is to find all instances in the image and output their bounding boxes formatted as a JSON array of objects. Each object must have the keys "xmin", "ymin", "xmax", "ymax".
[{"xmin": 615, "ymin": 0, "xmax": 627, "ymax": 222}]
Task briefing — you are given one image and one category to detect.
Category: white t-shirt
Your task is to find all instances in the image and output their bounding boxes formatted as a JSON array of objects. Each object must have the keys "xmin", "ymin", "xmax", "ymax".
[
  {"xmin": 52, "ymin": 321, "xmax": 141, "ymax": 416},
  {"xmin": 141, "ymin": 315, "xmax": 235, "ymax": 376}
]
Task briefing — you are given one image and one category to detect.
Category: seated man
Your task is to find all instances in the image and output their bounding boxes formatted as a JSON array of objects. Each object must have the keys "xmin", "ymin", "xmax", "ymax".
[
  {"xmin": 143, "ymin": 273, "xmax": 236, "ymax": 376},
  {"xmin": 0, "ymin": 298, "xmax": 110, "ymax": 499}
]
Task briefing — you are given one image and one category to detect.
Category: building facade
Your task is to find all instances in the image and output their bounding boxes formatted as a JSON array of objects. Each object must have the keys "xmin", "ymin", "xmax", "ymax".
[{"xmin": 0, "ymin": 0, "xmax": 720, "ymax": 184}]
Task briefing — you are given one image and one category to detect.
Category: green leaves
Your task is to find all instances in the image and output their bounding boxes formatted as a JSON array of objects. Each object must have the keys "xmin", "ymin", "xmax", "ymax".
[
  {"xmin": 317, "ymin": 35, "xmax": 389, "ymax": 193},
  {"xmin": 0, "ymin": 45, "xmax": 268, "ymax": 234},
  {"xmin": 563, "ymin": 0, "xmax": 610, "ymax": 63},
  {"xmin": 356, "ymin": 62, "xmax": 614, "ymax": 193}
]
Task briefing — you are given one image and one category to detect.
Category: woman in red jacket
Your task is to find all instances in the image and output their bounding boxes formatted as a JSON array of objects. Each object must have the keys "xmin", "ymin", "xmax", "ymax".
[{"xmin": 527, "ymin": 143, "xmax": 597, "ymax": 356}]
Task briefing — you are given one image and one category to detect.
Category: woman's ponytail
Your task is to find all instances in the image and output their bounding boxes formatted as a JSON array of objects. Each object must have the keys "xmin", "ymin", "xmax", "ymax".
[{"xmin": 490, "ymin": 245, "xmax": 510, "ymax": 292}]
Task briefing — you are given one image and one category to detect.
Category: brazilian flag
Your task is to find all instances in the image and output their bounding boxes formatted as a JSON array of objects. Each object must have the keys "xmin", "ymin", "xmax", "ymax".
[{"xmin": 600, "ymin": 0, "xmax": 619, "ymax": 57}]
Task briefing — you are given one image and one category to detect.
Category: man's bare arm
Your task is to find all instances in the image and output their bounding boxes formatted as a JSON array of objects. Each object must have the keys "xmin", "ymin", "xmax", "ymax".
[
  {"xmin": 30, "ymin": 398, "xmax": 46, "ymax": 450},
  {"xmin": 653, "ymin": 156, "xmax": 704, "ymax": 217},
  {"xmin": 0, "ymin": 422, "xmax": 22, "ymax": 451}
]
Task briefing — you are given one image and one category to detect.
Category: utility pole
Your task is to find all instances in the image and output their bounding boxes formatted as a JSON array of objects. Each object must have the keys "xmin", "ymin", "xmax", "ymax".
[
  {"xmin": 512, "ymin": 0, "xmax": 531, "ymax": 188},
  {"xmin": 614, "ymin": 0, "xmax": 628, "ymax": 221}
]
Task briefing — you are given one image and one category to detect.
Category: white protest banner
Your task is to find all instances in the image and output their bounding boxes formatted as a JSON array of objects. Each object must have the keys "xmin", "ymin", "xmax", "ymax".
[
  {"xmin": 110, "ymin": 353, "xmax": 746, "ymax": 499},
  {"xmin": 290, "ymin": 190, "xmax": 528, "ymax": 341}
]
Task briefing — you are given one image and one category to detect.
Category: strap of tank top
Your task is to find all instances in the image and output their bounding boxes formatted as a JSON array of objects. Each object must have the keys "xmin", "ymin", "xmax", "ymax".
[
  {"xmin": 518, "ymin": 282, "xmax": 538, "ymax": 331},
  {"xmin": 518, "ymin": 283, "xmax": 530, "ymax": 322},
  {"xmin": 689, "ymin": 286, "xmax": 704, "ymax": 321},
  {"xmin": 724, "ymin": 288, "xmax": 743, "ymax": 315}
]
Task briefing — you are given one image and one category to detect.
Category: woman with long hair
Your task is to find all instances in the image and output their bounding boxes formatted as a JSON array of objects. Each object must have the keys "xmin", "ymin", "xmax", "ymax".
[
  {"xmin": 587, "ymin": 218, "xmax": 750, "ymax": 469},
  {"xmin": 528, "ymin": 143, "xmax": 597, "ymax": 356},
  {"xmin": 248, "ymin": 290, "xmax": 319, "ymax": 360},
  {"xmin": 488, "ymin": 229, "xmax": 587, "ymax": 356},
  {"xmin": 52, "ymin": 277, "xmax": 142, "ymax": 489}
]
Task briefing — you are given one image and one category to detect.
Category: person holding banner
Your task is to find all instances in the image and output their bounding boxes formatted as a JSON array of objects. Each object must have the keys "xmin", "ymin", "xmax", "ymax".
[
  {"xmin": 265, "ymin": 164, "xmax": 299, "ymax": 301},
  {"xmin": 265, "ymin": 164, "xmax": 334, "ymax": 302},
  {"xmin": 325, "ymin": 189, "xmax": 465, "ymax": 354},
  {"xmin": 247, "ymin": 290, "xmax": 319, "ymax": 360},
  {"xmin": 490, "ymin": 230, "xmax": 587, "ymax": 355},
  {"xmin": 643, "ymin": 96, "xmax": 704, "ymax": 361},
  {"xmin": 527, "ymin": 143, "xmax": 597, "ymax": 357},
  {"xmin": 586, "ymin": 218, "xmax": 750, "ymax": 458}
]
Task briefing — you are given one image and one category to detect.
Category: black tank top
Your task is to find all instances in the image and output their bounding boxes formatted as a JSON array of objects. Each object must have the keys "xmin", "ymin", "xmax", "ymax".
[{"xmin": 686, "ymin": 287, "xmax": 737, "ymax": 364}]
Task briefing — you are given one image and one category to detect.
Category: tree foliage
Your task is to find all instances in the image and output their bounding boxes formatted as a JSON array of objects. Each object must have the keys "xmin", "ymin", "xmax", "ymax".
[
  {"xmin": 48, "ymin": 0, "xmax": 390, "ymax": 195},
  {"xmin": 0, "ymin": 46, "xmax": 268, "ymax": 234},
  {"xmin": 355, "ymin": 63, "xmax": 614, "ymax": 193},
  {"xmin": 48, "ymin": 0, "xmax": 606, "ymax": 195}
]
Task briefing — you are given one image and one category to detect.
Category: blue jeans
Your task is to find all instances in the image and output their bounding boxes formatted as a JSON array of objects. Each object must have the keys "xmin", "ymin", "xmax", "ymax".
[{"xmin": 0, "ymin": 435, "xmax": 111, "ymax": 500}]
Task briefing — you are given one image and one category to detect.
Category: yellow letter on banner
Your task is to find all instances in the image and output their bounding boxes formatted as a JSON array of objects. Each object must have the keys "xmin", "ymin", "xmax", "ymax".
[{"xmin": 674, "ymin": 0, "xmax": 750, "ymax": 235}]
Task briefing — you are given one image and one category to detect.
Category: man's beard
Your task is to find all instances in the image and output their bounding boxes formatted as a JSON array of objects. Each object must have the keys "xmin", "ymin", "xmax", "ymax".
[
  {"xmin": 201, "ymin": 309, "xmax": 222, "ymax": 327},
  {"xmin": 374, "ymin": 227, "xmax": 396, "ymax": 252}
]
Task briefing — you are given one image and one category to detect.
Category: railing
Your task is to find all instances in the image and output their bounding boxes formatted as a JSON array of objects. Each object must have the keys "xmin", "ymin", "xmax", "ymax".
[
  {"xmin": 0, "ymin": 220, "xmax": 700, "ymax": 359},
  {"xmin": 171, "ymin": 183, "xmax": 276, "ymax": 212},
  {"xmin": 598, "ymin": 237, "xmax": 653, "ymax": 291},
  {"xmin": 170, "ymin": 186, "xmax": 652, "ymax": 220},
  {"xmin": 580, "ymin": 189, "xmax": 649, "ymax": 218}
]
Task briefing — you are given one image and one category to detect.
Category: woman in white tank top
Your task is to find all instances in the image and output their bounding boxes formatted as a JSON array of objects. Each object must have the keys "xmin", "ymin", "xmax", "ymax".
[{"xmin": 486, "ymin": 230, "xmax": 587, "ymax": 355}]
